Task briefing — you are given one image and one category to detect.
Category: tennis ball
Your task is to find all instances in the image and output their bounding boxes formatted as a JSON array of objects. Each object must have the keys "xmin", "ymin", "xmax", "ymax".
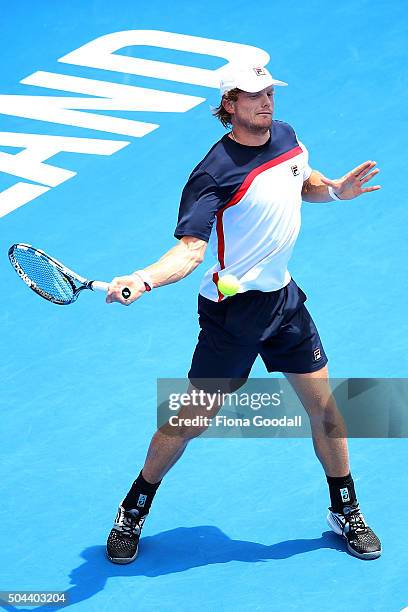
[{"xmin": 217, "ymin": 274, "xmax": 241, "ymax": 297}]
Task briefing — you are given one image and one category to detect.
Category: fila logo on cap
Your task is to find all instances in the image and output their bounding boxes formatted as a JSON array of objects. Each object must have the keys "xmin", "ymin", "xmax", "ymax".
[{"xmin": 253, "ymin": 67, "xmax": 267, "ymax": 76}]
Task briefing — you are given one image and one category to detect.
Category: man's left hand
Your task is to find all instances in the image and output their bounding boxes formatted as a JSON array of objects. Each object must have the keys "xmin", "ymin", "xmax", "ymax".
[{"xmin": 321, "ymin": 160, "xmax": 381, "ymax": 200}]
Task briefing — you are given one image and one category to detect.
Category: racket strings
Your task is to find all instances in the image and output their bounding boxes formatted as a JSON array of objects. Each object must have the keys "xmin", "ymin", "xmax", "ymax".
[{"xmin": 12, "ymin": 248, "xmax": 75, "ymax": 304}]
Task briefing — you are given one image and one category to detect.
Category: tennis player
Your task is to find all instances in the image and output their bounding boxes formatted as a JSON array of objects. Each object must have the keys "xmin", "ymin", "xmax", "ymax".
[{"xmin": 105, "ymin": 65, "xmax": 382, "ymax": 563}]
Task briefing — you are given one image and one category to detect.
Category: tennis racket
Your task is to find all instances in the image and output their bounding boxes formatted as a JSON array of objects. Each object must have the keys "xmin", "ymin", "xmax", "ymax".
[{"xmin": 8, "ymin": 243, "xmax": 131, "ymax": 305}]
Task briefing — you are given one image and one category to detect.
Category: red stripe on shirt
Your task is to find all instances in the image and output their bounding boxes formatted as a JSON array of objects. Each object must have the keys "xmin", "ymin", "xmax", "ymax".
[
  {"xmin": 212, "ymin": 271, "xmax": 223, "ymax": 301},
  {"xmin": 212, "ymin": 145, "xmax": 303, "ymax": 301}
]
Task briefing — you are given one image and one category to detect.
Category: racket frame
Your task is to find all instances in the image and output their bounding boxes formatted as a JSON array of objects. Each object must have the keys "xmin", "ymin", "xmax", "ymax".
[{"xmin": 8, "ymin": 243, "xmax": 109, "ymax": 305}]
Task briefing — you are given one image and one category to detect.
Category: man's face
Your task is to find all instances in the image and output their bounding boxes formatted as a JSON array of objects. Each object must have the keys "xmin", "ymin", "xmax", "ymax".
[{"xmin": 225, "ymin": 86, "xmax": 274, "ymax": 133}]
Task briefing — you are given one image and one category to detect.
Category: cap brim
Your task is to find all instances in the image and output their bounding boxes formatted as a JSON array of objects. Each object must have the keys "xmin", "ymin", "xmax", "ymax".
[
  {"xmin": 235, "ymin": 78, "xmax": 288, "ymax": 93},
  {"xmin": 220, "ymin": 74, "xmax": 288, "ymax": 95},
  {"xmin": 271, "ymin": 79, "xmax": 288, "ymax": 87}
]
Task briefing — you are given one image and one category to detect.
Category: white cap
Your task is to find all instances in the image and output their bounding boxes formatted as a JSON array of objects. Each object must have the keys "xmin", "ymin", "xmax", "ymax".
[{"xmin": 220, "ymin": 65, "xmax": 287, "ymax": 95}]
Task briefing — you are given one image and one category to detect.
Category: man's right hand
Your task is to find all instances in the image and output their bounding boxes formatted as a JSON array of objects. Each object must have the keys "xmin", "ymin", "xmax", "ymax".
[{"xmin": 106, "ymin": 274, "xmax": 146, "ymax": 305}]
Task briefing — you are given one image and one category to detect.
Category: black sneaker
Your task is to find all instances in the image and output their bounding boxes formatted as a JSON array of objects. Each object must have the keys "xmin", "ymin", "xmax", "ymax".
[
  {"xmin": 327, "ymin": 504, "xmax": 382, "ymax": 559},
  {"xmin": 106, "ymin": 503, "xmax": 146, "ymax": 564}
]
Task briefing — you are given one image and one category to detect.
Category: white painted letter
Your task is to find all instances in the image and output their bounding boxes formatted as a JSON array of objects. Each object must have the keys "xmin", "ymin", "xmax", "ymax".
[
  {"xmin": 0, "ymin": 93, "xmax": 158, "ymax": 138},
  {"xmin": 21, "ymin": 71, "xmax": 205, "ymax": 113},
  {"xmin": 59, "ymin": 30, "xmax": 270, "ymax": 88},
  {"xmin": 0, "ymin": 132, "xmax": 129, "ymax": 186},
  {"xmin": 0, "ymin": 132, "xmax": 129, "ymax": 217},
  {"xmin": 0, "ymin": 183, "xmax": 50, "ymax": 218},
  {"xmin": 0, "ymin": 71, "xmax": 205, "ymax": 136}
]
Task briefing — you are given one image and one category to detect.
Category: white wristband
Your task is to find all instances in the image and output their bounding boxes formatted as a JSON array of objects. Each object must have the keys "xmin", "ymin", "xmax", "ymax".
[
  {"xmin": 328, "ymin": 185, "xmax": 342, "ymax": 201},
  {"xmin": 134, "ymin": 269, "xmax": 153, "ymax": 291}
]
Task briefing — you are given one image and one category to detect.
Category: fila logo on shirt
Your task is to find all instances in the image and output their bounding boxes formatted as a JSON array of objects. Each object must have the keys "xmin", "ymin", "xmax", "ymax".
[
  {"xmin": 291, "ymin": 164, "xmax": 300, "ymax": 177},
  {"xmin": 313, "ymin": 348, "xmax": 321, "ymax": 361},
  {"xmin": 340, "ymin": 487, "xmax": 350, "ymax": 502}
]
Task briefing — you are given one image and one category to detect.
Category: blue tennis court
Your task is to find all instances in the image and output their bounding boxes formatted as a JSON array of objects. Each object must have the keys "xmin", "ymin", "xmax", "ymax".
[{"xmin": 1, "ymin": 1, "xmax": 407, "ymax": 610}]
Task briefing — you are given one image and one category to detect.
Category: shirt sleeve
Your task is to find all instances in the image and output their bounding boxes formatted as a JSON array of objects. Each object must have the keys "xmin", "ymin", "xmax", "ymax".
[
  {"xmin": 174, "ymin": 171, "xmax": 223, "ymax": 242},
  {"xmin": 297, "ymin": 140, "xmax": 313, "ymax": 181}
]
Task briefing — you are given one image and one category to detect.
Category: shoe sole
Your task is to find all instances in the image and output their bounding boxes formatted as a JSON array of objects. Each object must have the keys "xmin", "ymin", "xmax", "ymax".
[
  {"xmin": 326, "ymin": 512, "xmax": 381, "ymax": 560},
  {"xmin": 106, "ymin": 546, "xmax": 139, "ymax": 564}
]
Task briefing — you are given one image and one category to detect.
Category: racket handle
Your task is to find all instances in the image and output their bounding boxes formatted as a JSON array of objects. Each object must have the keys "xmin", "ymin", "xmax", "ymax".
[
  {"xmin": 91, "ymin": 280, "xmax": 109, "ymax": 292},
  {"xmin": 91, "ymin": 280, "xmax": 131, "ymax": 300}
]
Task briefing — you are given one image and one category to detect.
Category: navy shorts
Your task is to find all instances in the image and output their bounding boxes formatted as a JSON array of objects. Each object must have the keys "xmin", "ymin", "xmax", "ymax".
[{"xmin": 189, "ymin": 279, "xmax": 328, "ymax": 387}]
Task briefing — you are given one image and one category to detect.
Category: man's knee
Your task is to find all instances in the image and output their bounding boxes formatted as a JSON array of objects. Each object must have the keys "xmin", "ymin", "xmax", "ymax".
[
  {"xmin": 160, "ymin": 383, "xmax": 226, "ymax": 440},
  {"xmin": 160, "ymin": 401, "xmax": 221, "ymax": 440},
  {"xmin": 160, "ymin": 416, "xmax": 212, "ymax": 440}
]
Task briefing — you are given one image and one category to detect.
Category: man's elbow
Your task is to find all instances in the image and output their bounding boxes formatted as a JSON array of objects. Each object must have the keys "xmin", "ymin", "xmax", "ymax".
[
  {"xmin": 181, "ymin": 236, "xmax": 207, "ymax": 267},
  {"xmin": 193, "ymin": 251, "xmax": 205, "ymax": 266},
  {"xmin": 187, "ymin": 252, "xmax": 204, "ymax": 272}
]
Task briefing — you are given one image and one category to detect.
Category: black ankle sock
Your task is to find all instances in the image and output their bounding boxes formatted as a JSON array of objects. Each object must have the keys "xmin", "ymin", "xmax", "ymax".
[
  {"xmin": 122, "ymin": 470, "xmax": 161, "ymax": 514},
  {"xmin": 326, "ymin": 473, "xmax": 358, "ymax": 513}
]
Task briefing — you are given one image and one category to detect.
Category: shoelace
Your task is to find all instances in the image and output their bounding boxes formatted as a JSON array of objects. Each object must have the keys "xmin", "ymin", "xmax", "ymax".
[
  {"xmin": 343, "ymin": 510, "xmax": 367, "ymax": 535},
  {"xmin": 120, "ymin": 510, "xmax": 141, "ymax": 538}
]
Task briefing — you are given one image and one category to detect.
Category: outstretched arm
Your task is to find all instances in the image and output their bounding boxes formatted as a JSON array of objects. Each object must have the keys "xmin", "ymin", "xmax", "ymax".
[
  {"xmin": 106, "ymin": 235, "xmax": 207, "ymax": 305},
  {"xmin": 302, "ymin": 161, "xmax": 381, "ymax": 202}
]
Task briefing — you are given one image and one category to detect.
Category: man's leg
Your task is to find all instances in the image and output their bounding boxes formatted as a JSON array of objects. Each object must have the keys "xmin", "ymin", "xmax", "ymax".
[
  {"xmin": 106, "ymin": 325, "xmax": 256, "ymax": 565},
  {"xmin": 106, "ymin": 386, "xmax": 223, "ymax": 564},
  {"xmin": 284, "ymin": 365, "xmax": 381, "ymax": 559},
  {"xmin": 283, "ymin": 365, "xmax": 349, "ymax": 477},
  {"xmin": 142, "ymin": 384, "xmax": 223, "ymax": 482}
]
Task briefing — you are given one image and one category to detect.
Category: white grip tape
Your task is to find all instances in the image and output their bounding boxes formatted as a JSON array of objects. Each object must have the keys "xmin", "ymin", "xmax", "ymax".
[{"xmin": 91, "ymin": 280, "xmax": 109, "ymax": 292}]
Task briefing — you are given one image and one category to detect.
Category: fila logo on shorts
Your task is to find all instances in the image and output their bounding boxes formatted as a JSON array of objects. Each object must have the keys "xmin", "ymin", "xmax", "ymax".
[
  {"xmin": 291, "ymin": 164, "xmax": 300, "ymax": 176},
  {"xmin": 313, "ymin": 348, "xmax": 321, "ymax": 361}
]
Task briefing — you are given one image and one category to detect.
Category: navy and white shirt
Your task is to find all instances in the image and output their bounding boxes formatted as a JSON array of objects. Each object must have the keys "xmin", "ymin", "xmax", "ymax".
[{"xmin": 174, "ymin": 120, "xmax": 312, "ymax": 302}]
